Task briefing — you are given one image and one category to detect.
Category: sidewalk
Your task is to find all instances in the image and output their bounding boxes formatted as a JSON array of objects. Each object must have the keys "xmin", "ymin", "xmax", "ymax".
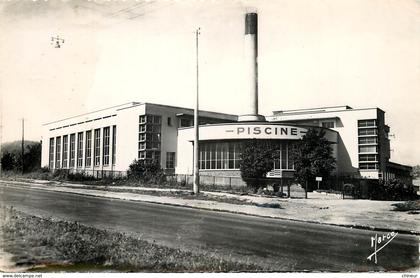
[{"xmin": 1, "ymin": 179, "xmax": 419, "ymax": 234}]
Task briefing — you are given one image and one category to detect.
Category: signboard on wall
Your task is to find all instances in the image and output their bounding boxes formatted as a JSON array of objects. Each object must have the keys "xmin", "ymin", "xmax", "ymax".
[{"xmin": 197, "ymin": 124, "xmax": 308, "ymax": 141}]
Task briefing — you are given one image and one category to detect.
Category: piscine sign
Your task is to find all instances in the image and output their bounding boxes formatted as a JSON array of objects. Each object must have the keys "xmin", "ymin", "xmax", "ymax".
[
  {"xmin": 197, "ymin": 124, "xmax": 308, "ymax": 140},
  {"xmin": 231, "ymin": 126, "xmax": 303, "ymax": 136}
]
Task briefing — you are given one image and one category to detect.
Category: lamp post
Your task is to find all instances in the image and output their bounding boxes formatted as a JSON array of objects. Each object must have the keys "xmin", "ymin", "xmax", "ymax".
[{"xmin": 193, "ymin": 27, "xmax": 201, "ymax": 194}]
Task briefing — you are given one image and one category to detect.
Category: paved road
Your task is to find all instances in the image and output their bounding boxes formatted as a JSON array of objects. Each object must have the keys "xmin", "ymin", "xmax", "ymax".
[{"xmin": 0, "ymin": 184, "xmax": 418, "ymax": 271}]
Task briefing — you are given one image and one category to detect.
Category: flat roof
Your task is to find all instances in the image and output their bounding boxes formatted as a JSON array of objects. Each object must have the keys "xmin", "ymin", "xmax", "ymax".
[
  {"xmin": 43, "ymin": 102, "xmax": 139, "ymax": 126},
  {"xmin": 271, "ymin": 106, "xmax": 384, "ymax": 117}
]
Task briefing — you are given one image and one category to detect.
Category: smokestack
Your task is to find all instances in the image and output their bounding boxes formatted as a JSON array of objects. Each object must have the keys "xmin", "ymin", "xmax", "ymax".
[{"xmin": 238, "ymin": 12, "xmax": 265, "ymax": 122}]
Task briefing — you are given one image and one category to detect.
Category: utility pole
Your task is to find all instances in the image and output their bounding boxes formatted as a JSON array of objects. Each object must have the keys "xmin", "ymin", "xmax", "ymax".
[
  {"xmin": 0, "ymin": 95, "xmax": 2, "ymax": 177},
  {"xmin": 0, "ymin": 119, "xmax": 2, "ymax": 178},
  {"xmin": 21, "ymin": 118, "xmax": 24, "ymax": 175},
  {"xmin": 193, "ymin": 27, "xmax": 201, "ymax": 195}
]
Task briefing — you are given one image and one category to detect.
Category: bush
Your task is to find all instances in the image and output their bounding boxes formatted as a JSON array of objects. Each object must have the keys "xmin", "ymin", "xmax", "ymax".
[
  {"xmin": 369, "ymin": 179, "xmax": 417, "ymax": 201},
  {"xmin": 52, "ymin": 169, "xmax": 69, "ymax": 180},
  {"xmin": 127, "ymin": 159, "xmax": 165, "ymax": 184},
  {"xmin": 67, "ymin": 172, "xmax": 97, "ymax": 182}
]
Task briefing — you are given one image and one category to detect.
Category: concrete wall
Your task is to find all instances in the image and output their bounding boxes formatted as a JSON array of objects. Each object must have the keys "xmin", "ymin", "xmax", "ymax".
[{"xmin": 115, "ymin": 104, "xmax": 146, "ymax": 171}]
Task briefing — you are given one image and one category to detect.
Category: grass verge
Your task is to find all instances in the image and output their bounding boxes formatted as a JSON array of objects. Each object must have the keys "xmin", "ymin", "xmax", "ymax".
[{"xmin": 0, "ymin": 207, "xmax": 262, "ymax": 272}]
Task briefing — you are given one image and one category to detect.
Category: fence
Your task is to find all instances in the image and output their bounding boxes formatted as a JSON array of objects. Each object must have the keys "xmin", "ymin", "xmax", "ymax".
[
  {"xmin": 167, "ymin": 174, "xmax": 307, "ymax": 198},
  {"xmin": 52, "ymin": 168, "xmax": 127, "ymax": 179},
  {"xmin": 51, "ymin": 168, "xmax": 383, "ymax": 199}
]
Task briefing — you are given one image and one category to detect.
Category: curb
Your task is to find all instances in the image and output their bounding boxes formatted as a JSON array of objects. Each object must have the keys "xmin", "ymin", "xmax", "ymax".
[{"xmin": 1, "ymin": 179, "xmax": 419, "ymax": 236}]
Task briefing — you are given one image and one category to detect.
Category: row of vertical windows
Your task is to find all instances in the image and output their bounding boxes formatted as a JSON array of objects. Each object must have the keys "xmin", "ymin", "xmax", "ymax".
[
  {"xmin": 199, "ymin": 142, "xmax": 242, "ymax": 170},
  {"xmin": 199, "ymin": 141, "xmax": 294, "ymax": 171},
  {"xmin": 48, "ymin": 126, "xmax": 116, "ymax": 169}
]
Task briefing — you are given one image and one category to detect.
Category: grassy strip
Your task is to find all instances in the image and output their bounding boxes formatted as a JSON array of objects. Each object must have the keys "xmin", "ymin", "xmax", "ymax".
[{"xmin": 1, "ymin": 207, "xmax": 262, "ymax": 272}]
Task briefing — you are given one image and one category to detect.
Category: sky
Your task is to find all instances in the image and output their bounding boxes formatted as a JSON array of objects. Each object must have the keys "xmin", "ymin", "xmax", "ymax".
[{"xmin": 0, "ymin": 0, "xmax": 419, "ymax": 165}]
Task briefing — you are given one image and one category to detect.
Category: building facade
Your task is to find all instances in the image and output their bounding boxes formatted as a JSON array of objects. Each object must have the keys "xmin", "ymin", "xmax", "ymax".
[
  {"xmin": 41, "ymin": 102, "xmax": 412, "ymax": 184},
  {"xmin": 41, "ymin": 102, "xmax": 237, "ymax": 178}
]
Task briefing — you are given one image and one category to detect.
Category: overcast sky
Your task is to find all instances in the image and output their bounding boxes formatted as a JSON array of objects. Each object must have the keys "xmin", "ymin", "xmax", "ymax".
[{"xmin": 0, "ymin": 0, "xmax": 419, "ymax": 165}]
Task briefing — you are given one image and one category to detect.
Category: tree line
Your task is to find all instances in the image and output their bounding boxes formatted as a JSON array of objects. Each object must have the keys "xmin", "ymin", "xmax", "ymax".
[{"xmin": 1, "ymin": 141, "xmax": 42, "ymax": 172}]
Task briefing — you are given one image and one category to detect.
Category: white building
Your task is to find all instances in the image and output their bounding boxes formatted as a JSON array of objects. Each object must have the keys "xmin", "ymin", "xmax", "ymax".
[
  {"xmin": 41, "ymin": 102, "xmax": 236, "ymax": 178},
  {"xmin": 41, "ymin": 102, "xmax": 411, "ymax": 184},
  {"xmin": 41, "ymin": 12, "xmax": 411, "ymax": 185}
]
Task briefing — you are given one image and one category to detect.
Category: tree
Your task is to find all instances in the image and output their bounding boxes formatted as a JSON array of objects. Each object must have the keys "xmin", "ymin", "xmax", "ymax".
[
  {"xmin": 239, "ymin": 139, "xmax": 279, "ymax": 191},
  {"xmin": 24, "ymin": 143, "xmax": 41, "ymax": 172},
  {"xmin": 1, "ymin": 141, "xmax": 41, "ymax": 172},
  {"xmin": 289, "ymin": 128, "xmax": 336, "ymax": 191},
  {"xmin": 1, "ymin": 152, "xmax": 17, "ymax": 171}
]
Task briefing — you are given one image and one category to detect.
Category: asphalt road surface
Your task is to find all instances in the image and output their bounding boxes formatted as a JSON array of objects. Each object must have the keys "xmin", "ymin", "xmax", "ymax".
[{"xmin": 0, "ymin": 183, "xmax": 418, "ymax": 272}]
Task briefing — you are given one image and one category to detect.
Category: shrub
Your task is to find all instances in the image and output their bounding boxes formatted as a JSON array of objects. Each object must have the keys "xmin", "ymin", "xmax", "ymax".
[
  {"xmin": 369, "ymin": 179, "xmax": 417, "ymax": 201},
  {"xmin": 52, "ymin": 169, "xmax": 69, "ymax": 180},
  {"xmin": 127, "ymin": 159, "xmax": 165, "ymax": 184}
]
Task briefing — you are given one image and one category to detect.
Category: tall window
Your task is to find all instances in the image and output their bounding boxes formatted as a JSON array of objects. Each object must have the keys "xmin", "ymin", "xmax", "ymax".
[
  {"xmin": 85, "ymin": 130, "xmax": 92, "ymax": 167},
  {"xmin": 103, "ymin": 127, "xmax": 110, "ymax": 166},
  {"xmin": 112, "ymin": 125, "xmax": 116, "ymax": 165},
  {"xmin": 49, "ymin": 138, "xmax": 55, "ymax": 169},
  {"xmin": 94, "ymin": 129, "xmax": 101, "ymax": 166},
  {"xmin": 62, "ymin": 135, "xmax": 68, "ymax": 168},
  {"xmin": 77, "ymin": 132, "xmax": 84, "ymax": 167},
  {"xmin": 166, "ymin": 152, "xmax": 175, "ymax": 169},
  {"xmin": 69, "ymin": 134, "xmax": 76, "ymax": 168},
  {"xmin": 55, "ymin": 137, "xmax": 61, "ymax": 169}
]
